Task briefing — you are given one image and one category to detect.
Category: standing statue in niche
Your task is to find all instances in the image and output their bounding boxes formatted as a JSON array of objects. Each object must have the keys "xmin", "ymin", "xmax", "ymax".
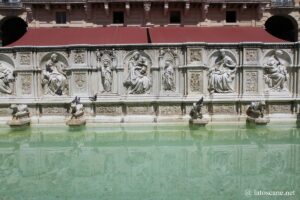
[
  {"xmin": 0, "ymin": 63, "xmax": 15, "ymax": 94},
  {"xmin": 101, "ymin": 60, "xmax": 112, "ymax": 92},
  {"xmin": 264, "ymin": 50, "xmax": 289, "ymax": 91},
  {"xmin": 208, "ymin": 49, "xmax": 237, "ymax": 94},
  {"xmin": 124, "ymin": 51, "xmax": 151, "ymax": 94},
  {"xmin": 162, "ymin": 60, "xmax": 175, "ymax": 91},
  {"xmin": 42, "ymin": 53, "xmax": 68, "ymax": 95}
]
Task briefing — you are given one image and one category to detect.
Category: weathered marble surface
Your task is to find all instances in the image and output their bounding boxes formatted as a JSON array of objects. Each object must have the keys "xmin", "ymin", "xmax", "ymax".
[{"xmin": 0, "ymin": 43, "xmax": 298, "ymax": 123}]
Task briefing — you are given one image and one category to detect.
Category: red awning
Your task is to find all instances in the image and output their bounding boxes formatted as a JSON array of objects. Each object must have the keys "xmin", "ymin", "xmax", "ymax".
[
  {"xmin": 7, "ymin": 26, "xmax": 287, "ymax": 47},
  {"xmin": 8, "ymin": 27, "xmax": 148, "ymax": 47},
  {"xmin": 149, "ymin": 26, "xmax": 287, "ymax": 43}
]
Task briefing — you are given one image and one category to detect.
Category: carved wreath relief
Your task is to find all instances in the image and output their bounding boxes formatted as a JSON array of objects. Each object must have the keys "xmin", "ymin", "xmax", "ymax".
[
  {"xmin": 96, "ymin": 50, "xmax": 117, "ymax": 93},
  {"xmin": 41, "ymin": 53, "xmax": 69, "ymax": 96},
  {"xmin": 208, "ymin": 49, "xmax": 237, "ymax": 94},
  {"xmin": 123, "ymin": 51, "xmax": 151, "ymax": 94},
  {"xmin": 263, "ymin": 50, "xmax": 289, "ymax": 92},
  {"xmin": 0, "ymin": 62, "xmax": 15, "ymax": 95}
]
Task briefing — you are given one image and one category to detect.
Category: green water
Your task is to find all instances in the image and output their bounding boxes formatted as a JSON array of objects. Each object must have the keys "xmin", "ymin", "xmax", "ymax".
[{"xmin": 0, "ymin": 124, "xmax": 299, "ymax": 200}]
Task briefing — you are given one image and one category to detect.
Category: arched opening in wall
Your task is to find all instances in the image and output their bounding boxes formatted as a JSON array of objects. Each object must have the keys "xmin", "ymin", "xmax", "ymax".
[
  {"xmin": 265, "ymin": 15, "xmax": 298, "ymax": 42},
  {"xmin": 0, "ymin": 16, "xmax": 28, "ymax": 46}
]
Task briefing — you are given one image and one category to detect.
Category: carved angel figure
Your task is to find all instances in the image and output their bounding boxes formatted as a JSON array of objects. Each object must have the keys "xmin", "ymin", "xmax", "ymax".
[
  {"xmin": 208, "ymin": 49, "xmax": 237, "ymax": 94},
  {"xmin": 162, "ymin": 60, "xmax": 175, "ymax": 91},
  {"xmin": 124, "ymin": 51, "xmax": 151, "ymax": 94},
  {"xmin": 264, "ymin": 50, "xmax": 289, "ymax": 91},
  {"xmin": 0, "ymin": 63, "xmax": 15, "ymax": 94},
  {"xmin": 42, "ymin": 53, "xmax": 68, "ymax": 95}
]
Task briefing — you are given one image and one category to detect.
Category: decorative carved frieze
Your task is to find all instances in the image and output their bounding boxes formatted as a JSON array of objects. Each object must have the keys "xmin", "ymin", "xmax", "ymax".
[
  {"xmin": 269, "ymin": 104, "xmax": 291, "ymax": 113},
  {"xmin": 74, "ymin": 51, "xmax": 85, "ymax": 64},
  {"xmin": 190, "ymin": 49, "xmax": 202, "ymax": 63},
  {"xmin": 213, "ymin": 104, "xmax": 235, "ymax": 114},
  {"xmin": 245, "ymin": 71, "xmax": 258, "ymax": 93},
  {"xmin": 42, "ymin": 106, "xmax": 65, "ymax": 115},
  {"xmin": 96, "ymin": 106, "xmax": 122, "ymax": 115},
  {"xmin": 19, "ymin": 53, "xmax": 31, "ymax": 65},
  {"xmin": 74, "ymin": 72, "xmax": 87, "ymax": 92},
  {"xmin": 127, "ymin": 105, "xmax": 153, "ymax": 115},
  {"xmin": 245, "ymin": 49, "xmax": 258, "ymax": 65},
  {"xmin": 188, "ymin": 71, "xmax": 203, "ymax": 93},
  {"xmin": 159, "ymin": 105, "xmax": 182, "ymax": 115},
  {"xmin": 20, "ymin": 74, "xmax": 32, "ymax": 95}
]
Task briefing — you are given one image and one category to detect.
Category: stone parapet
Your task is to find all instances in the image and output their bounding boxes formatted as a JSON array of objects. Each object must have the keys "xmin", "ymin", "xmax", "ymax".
[{"xmin": 0, "ymin": 42, "xmax": 299, "ymax": 123}]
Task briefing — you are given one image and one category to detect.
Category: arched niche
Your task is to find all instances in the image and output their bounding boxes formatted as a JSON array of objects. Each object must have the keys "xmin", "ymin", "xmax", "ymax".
[
  {"xmin": 0, "ymin": 16, "xmax": 28, "ymax": 46},
  {"xmin": 39, "ymin": 52, "xmax": 69, "ymax": 69},
  {"xmin": 265, "ymin": 15, "xmax": 298, "ymax": 42}
]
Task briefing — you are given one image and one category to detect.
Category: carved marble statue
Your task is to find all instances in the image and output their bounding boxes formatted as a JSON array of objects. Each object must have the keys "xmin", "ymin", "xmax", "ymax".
[
  {"xmin": 67, "ymin": 96, "xmax": 86, "ymax": 126},
  {"xmin": 42, "ymin": 53, "xmax": 68, "ymax": 95},
  {"xmin": 96, "ymin": 50, "xmax": 116, "ymax": 93},
  {"xmin": 124, "ymin": 51, "xmax": 151, "ymax": 94},
  {"xmin": 162, "ymin": 60, "xmax": 175, "ymax": 91},
  {"xmin": 7, "ymin": 104, "xmax": 30, "ymax": 127},
  {"xmin": 100, "ymin": 60, "xmax": 112, "ymax": 92},
  {"xmin": 264, "ymin": 50, "xmax": 289, "ymax": 91},
  {"xmin": 189, "ymin": 97, "xmax": 208, "ymax": 126},
  {"xmin": 208, "ymin": 49, "xmax": 237, "ymax": 94},
  {"xmin": 0, "ymin": 63, "xmax": 15, "ymax": 94},
  {"xmin": 246, "ymin": 101, "xmax": 270, "ymax": 125}
]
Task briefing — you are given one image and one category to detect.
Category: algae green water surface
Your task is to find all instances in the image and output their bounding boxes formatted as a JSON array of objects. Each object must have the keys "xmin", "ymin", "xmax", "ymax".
[{"xmin": 0, "ymin": 124, "xmax": 299, "ymax": 200}]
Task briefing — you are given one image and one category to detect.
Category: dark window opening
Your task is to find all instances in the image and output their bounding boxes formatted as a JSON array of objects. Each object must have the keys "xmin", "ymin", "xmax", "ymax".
[
  {"xmin": 226, "ymin": 11, "xmax": 236, "ymax": 23},
  {"xmin": 265, "ymin": 15, "xmax": 298, "ymax": 42},
  {"xmin": 170, "ymin": 11, "xmax": 181, "ymax": 24},
  {"xmin": 113, "ymin": 11, "xmax": 124, "ymax": 24},
  {"xmin": 56, "ymin": 12, "xmax": 66, "ymax": 24},
  {"xmin": 0, "ymin": 17, "xmax": 27, "ymax": 46}
]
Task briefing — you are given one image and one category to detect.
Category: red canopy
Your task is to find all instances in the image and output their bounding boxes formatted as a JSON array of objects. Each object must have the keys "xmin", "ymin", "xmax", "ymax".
[
  {"xmin": 7, "ymin": 26, "xmax": 287, "ymax": 47},
  {"xmin": 149, "ymin": 26, "xmax": 286, "ymax": 43},
  {"xmin": 8, "ymin": 27, "xmax": 148, "ymax": 46}
]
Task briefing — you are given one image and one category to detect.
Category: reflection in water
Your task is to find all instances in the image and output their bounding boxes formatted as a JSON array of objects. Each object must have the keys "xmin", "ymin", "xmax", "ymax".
[{"xmin": 0, "ymin": 124, "xmax": 299, "ymax": 200}]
